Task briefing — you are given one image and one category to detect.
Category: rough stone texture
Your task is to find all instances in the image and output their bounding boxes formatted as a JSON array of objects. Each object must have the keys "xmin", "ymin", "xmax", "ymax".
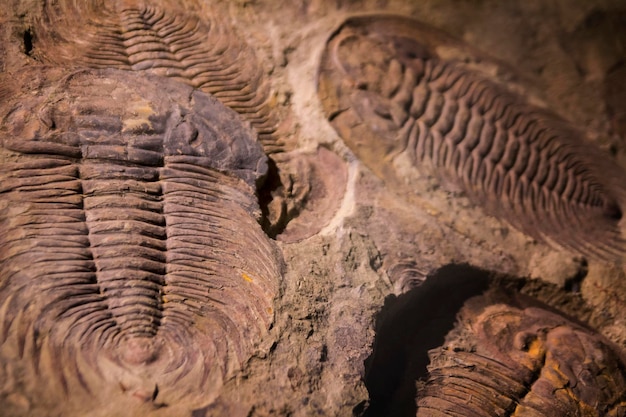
[
  {"xmin": 1, "ymin": 1, "xmax": 626, "ymax": 416},
  {"xmin": 266, "ymin": 147, "xmax": 348, "ymax": 242},
  {"xmin": 0, "ymin": 67, "xmax": 281, "ymax": 417}
]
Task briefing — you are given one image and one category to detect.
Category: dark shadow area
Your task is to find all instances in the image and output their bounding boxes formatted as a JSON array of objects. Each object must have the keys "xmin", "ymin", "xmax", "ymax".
[
  {"xmin": 257, "ymin": 156, "xmax": 287, "ymax": 238},
  {"xmin": 23, "ymin": 28, "xmax": 33, "ymax": 56},
  {"xmin": 360, "ymin": 263, "xmax": 492, "ymax": 417}
]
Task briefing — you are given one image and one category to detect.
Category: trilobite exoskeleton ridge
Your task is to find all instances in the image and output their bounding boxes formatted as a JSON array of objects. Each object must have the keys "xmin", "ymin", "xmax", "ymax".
[
  {"xmin": 417, "ymin": 296, "xmax": 626, "ymax": 416},
  {"xmin": 0, "ymin": 67, "xmax": 281, "ymax": 416},
  {"xmin": 318, "ymin": 15, "xmax": 626, "ymax": 259},
  {"xmin": 29, "ymin": 0, "xmax": 280, "ymax": 153}
]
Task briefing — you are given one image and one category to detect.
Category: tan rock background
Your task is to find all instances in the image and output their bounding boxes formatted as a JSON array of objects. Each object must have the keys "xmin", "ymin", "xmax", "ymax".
[{"xmin": 1, "ymin": 0, "xmax": 626, "ymax": 416}]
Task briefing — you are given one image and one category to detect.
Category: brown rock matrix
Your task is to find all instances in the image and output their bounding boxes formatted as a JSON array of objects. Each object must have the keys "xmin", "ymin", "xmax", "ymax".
[
  {"xmin": 29, "ymin": 0, "xmax": 280, "ymax": 152},
  {"xmin": 318, "ymin": 15, "xmax": 626, "ymax": 260},
  {"xmin": 0, "ymin": 67, "xmax": 281, "ymax": 416},
  {"xmin": 417, "ymin": 292, "xmax": 626, "ymax": 416}
]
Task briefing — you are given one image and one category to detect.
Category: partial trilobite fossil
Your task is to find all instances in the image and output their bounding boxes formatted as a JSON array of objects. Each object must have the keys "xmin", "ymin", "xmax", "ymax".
[
  {"xmin": 26, "ymin": 0, "xmax": 280, "ymax": 152},
  {"xmin": 417, "ymin": 291, "xmax": 626, "ymax": 416},
  {"xmin": 318, "ymin": 15, "xmax": 626, "ymax": 260},
  {"xmin": 17, "ymin": 0, "xmax": 351, "ymax": 240},
  {"xmin": 0, "ymin": 67, "xmax": 281, "ymax": 416}
]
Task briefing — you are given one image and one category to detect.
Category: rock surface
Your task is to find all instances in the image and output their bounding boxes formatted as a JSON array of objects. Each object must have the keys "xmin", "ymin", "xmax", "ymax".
[{"xmin": 0, "ymin": 0, "xmax": 625, "ymax": 416}]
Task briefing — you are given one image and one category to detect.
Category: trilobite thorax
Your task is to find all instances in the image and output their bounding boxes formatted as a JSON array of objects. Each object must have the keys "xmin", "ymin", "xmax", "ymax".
[
  {"xmin": 318, "ymin": 15, "xmax": 626, "ymax": 259},
  {"xmin": 0, "ymin": 67, "xmax": 281, "ymax": 415},
  {"xmin": 29, "ymin": 0, "xmax": 280, "ymax": 152}
]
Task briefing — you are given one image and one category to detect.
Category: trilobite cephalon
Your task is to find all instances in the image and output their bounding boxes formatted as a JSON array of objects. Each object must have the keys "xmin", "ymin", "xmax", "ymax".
[
  {"xmin": 0, "ymin": 67, "xmax": 281, "ymax": 416},
  {"xmin": 28, "ymin": 0, "xmax": 280, "ymax": 153},
  {"xmin": 318, "ymin": 15, "xmax": 626, "ymax": 260},
  {"xmin": 416, "ymin": 292, "xmax": 626, "ymax": 416}
]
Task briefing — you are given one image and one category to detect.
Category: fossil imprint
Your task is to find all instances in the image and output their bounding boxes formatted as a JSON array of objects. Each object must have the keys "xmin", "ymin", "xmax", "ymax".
[
  {"xmin": 0, "ymin": 67, "xmax": 281, "ymax": 415},
  {"xmin": 318, "ymin": 15, "xmax": 626, "ymax": 260},
  {"xmin": 30, "ymin": 0, "xmax": 280, "ymax": 153}
]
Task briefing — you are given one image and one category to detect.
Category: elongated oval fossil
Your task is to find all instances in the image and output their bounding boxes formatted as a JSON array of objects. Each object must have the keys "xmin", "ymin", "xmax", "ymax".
[
  {"xmin": 318, "ymin": 15, "xmax": 626, "ymax": 260},
  {"xmin": 0, "ymin": 67, "xmax": 281, "ymax": 416},
  {"xmin": 28, "ymin": 0, "xmax": 280, "ymax": 153},
  {"xmin": 416, "ymin": 294, "xmax": 626, "ymax": 416}
]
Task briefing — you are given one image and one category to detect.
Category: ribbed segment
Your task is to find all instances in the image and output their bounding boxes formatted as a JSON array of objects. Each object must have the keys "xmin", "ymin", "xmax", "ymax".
[
  {"xmin": 82, "ymin": 162, "xmax": 166, "ymax": 342},
  {"xmin": 319, "ymin": 15, "xmax": 626, "ymax": 260},
  {"xmin": 33, "ymin": 0, "xmax": 280, "ymax": 152},
  {"xmin": 0, "ymin": 67, "xmax": 280, "ymax": 409},
  {"xmin": 0, "ymin": 158, "xmax": 113, "ymax": 348},
  {"xmin": 159, "ymin": 159, "xmax": 278, "ymax": 364}
]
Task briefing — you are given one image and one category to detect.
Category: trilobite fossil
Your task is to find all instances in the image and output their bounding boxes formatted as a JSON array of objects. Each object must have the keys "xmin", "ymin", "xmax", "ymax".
[
  {"xmin": 27, "ymin": 0, "xmax": 280, "ymax": 152},
  {"xmin": 0, "ymin": 67, "xmax": 281, "ymax": 416},
  {"xmin": 318, "ymin": 15, "xmax": 626, "ymax": 260},
  {"xmin": 416, "ymin": 294, "xmax": 626, "ymax": 416}
]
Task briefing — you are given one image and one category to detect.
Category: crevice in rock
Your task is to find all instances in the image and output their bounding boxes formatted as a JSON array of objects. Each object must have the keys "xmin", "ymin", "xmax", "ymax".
[
  {"xmin": 258, "ymin": 156, "xmax": 289, "ymax": 238},
  {"xmin": 362, "ymin": 264, "xmax": 491, "ymax": 417},
  {"xmin": 22, "ymin": 28, "xmax": 33, "ymax": 56}
]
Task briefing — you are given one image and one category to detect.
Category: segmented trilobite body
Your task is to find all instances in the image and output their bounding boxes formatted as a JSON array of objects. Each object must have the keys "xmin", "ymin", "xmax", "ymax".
[
  {"xmin": 0, "ymin": 67, "xmax": 280, "ymax": 415},
  {"xmin": 32, "ymin": 0, "xmax": 280, "ymax": 153},
  {"xmin": 417, "ymin": 301, "xmax": 626, "ymax": 416},
  {"xmin": 318, "ymin": 15, "xmax": 626, "ymax": 259}
]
